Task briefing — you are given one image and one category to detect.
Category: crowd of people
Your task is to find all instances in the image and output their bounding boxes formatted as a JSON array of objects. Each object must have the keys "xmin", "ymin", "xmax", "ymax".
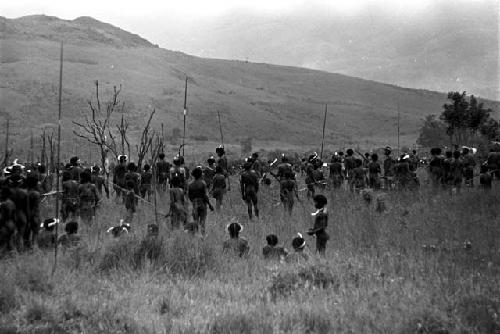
[{"xmin": 0, "ymin": 143, "xmax": 498, "ymax": 259}]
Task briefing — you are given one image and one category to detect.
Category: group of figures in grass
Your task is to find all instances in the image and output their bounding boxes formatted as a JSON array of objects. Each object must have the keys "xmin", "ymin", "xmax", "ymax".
[{"xmin": 1, "ymin": 143, "xmax": 499, "ymax": 261}]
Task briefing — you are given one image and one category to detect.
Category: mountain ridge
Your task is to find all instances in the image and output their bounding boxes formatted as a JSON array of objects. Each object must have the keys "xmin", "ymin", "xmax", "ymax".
[{"xmin": 0, "ymin": 15, "xmax": 498, "ymax": 158}]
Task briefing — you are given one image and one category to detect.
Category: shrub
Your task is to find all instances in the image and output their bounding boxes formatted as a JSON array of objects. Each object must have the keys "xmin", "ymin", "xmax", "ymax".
[
  {"xmin": 166, "ymin": 233, "xmax": 216, "ymax": 277},
  {"xmin": 96, "ymin": 232, "xmax": 216, "ymax": 278},
  {"xmin": 25, "ymin": 302, "xmax": 54, "ymax": 324},
  {"xmin": 0, "ymin": 273, "xmax": 17, "ymax": 313},
  {"xmin": 210, "ymin": 312, "xmax": 273, "ymax": 334},
  {"xmin": 15, "ymin": 262, "xmax": 53, "ymax": 294},
  {"xmin": 269, "ymin": 265, "xmax": 339, "ymax": 300},
  {"xmin": 133, "ymin": 236, "xmax": 167, "ymax": 269},
  {"xmin": 280, "ymin": 310, "xmax": 333, "ymax": 334},
  {"xmin": 399, "ymin": 311, "xmax": 450, "ymax": 334},
  {"xmin": 456, "ymin": 296, "xmax": 500, "ymax": 333},
  {"xmin": 97, "ymin": 236, "xmax": 138, "ymax": 272}
]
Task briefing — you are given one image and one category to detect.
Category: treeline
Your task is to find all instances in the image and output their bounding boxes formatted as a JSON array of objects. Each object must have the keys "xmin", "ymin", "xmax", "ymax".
[{"xmin": 417, "ymin": 91, "xmax": 498, "ymax": 150}]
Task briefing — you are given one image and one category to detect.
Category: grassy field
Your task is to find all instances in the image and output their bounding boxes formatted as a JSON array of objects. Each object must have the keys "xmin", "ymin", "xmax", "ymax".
[{"xmin": 1, "ymin": 171, "xmax": 499, "ymax": 333}]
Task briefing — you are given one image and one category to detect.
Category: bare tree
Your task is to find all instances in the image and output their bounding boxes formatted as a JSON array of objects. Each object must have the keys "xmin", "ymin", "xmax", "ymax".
[
  {"xmin": 108, "ymin": 114, "xmax": 130, "ymax": 159},
  {"xmin": 136, "ymin": 109, "xmax": 156, "ymax": 169},
  {"xmin": 73, "ymin": 80, "xmax": 123, "ymax": 177}
]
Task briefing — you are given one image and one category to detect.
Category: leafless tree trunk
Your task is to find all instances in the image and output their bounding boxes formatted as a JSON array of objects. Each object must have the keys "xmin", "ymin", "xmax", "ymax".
[
  {"xmin": 73, "ymin": 80, "xmax": 123, "ymax": 179},
  {"xmin": 108, "ymin": 113, "xmax": 130, "ymax": 160},
  {"xmin": 136, "ymin": 109, "xmax": 156, "ymax": 169}
]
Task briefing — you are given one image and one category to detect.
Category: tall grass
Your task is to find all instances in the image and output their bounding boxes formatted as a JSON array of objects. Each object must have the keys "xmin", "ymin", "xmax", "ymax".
[{"xmin": 1, "ymin": 176, "xmax": 499, "ymax": 333}]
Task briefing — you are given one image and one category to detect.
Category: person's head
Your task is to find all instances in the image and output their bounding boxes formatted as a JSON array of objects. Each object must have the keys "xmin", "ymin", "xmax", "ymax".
[
  {"xmin": 227, "ymin": 222, "xmax": 242, "ymax": 238},
  {"xmin": 42, "ymin": 218, "xmax": 59, "ymax": 232},
  {"xmin": 80, "ymin": 171, "xmax": 91, "ymax": 184},
  {"xmin": 92, "ymin": 165, "xmax": 100, "ymax": 173},
  {"xmin": 207, "ymin": 156, "xmax": 216, "ymax": 164},
  {"xmin": 346, "ymin": 149, "xmax": 354, "ymax": 156},
  {"xmin": 127, "ymin": 162, "xmax": 137, "ymax": 172},
  {"xmin": 216, "ymin": 145, "xmax": 225, "ymax": 157},
  {"xmin": 119, "ymin": 155, "xmax": 127, "ymax": 164},
  {"xmin": 251, "ymin": 152, "xmax": 259, "ymax": 159},
  {"xmin": 266, "ymin": 234, "xmax": 278, "ymax": 247},
  {"xmin": 215, "ymin": 165, "xmax": 223, "ymax": 174},
  {"xmin": 65, "ymin": 221, "xmax": 78, "ymax": 234},
  {"xmin": 147, "ymin": 224, "xmax": 159, "ymax": 237},
  {"xmin": 159, "ymin": 153, "xmax": 165, "ymax": 160},
  {"xmin": 292, "ymin": 233, "xmax": 306, "ymax": 251},
  {"xmin": 173, "ymin": 155, "xmax": 181, "ymax": 166},
  {"xmin": 384, "ymin": 146, "xmax": 392, "ymax": 156},
  {"xmin": 445, "ymin": 151, "xmax": 453, "ymax": 159},
  {"xmin": 313, "ymin": 194, "xmax": 327, "ymax": 209},
  {"xmin": 365, "ymin": 152, "xmax": 370, "ymax": 158},
  {"xmin": 37, "ymin": 164, "xmax": 46, "ymax": 174},
  {"xmin": 412, "ymin": 149, "xmax": 417, "ymax": 155},
  {"xmin": 430, "ymin": 147, "xmax": 442, "ymax": 156},
  {"xmin": 371, "ymin": 153, "xmax": 379, "ymax": 162},
  {"xmin": 126, "ymin": 180, "xmax": 135, "ymax": 190},
  {"xmin": 62, "ymin": 170, "xmax": 72, "ymax": 182},
  {"xmin": 70, "ymin": 156, "xmax": 79, "ymax": 166},
  {"xmin": 191, "ymin": 166, "xmax": 203, "ymax": 179},
  {"xmin": 462, "ymin": 147, "xmax": 470, "ymax": 155},
  {"xmin": 281, "ymin": 154, "xmax": 289, "ymax": 163},
  {"xmin": 143, "ymin": 164, "xmax": 150, "ymax": 171},
  {"xmin": 26, "ymin": 175, "xmax": 38, "ymax": 189},
  {"xmin": 338, "ymin": 151, "xmax": 344, "ymax": 157},
  {"xmin": 453, "ymin": 151, "xmax": 461, "ymax": 159}
]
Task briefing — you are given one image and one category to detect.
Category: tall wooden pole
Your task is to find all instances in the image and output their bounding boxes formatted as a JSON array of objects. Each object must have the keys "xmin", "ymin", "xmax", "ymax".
[
  {"xmin": 52, "ymin": 41, "xmax": 63, "ymax": 275},
  {"xmin": 217, "ymin": 110, "xmax": 224, "ymax": 147},
  {"xmin": 320, "ymin": 104, "xmax": 328, "ymax": 160},
  {"xmin": 397, "ymin": 101, "xmax": 400, "ymax": 157},
  {"xmin": 3, "ymin": 118, "xmax": 9, "ymax": 167},
  {"xmin": 182, "ymin": 76, "xmax": 187, "ymax": 157}
]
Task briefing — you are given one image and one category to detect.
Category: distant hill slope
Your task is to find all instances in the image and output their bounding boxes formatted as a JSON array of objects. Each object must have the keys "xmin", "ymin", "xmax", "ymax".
[
  {"xmin": 0, "ymin": 15, "xmax": 498, "ymax": 157},
  {"xmin": 154, "ymin": 2, "xmax": 499, "ymax": 100}
]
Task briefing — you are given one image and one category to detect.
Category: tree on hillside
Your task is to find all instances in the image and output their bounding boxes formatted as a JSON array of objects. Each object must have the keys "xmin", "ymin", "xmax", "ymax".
[
  {"xmin": 73, "ymin": 80, "xmax": 122, "ymax": 177},
  {"xmin": 480, "ymin": 118, "xmax": 500, "ymax": 141},
  {"xmin": 108, "ymin": 114, "xmax": 130, "ymax": 159},
  {"xmin": 416, "ymin": 115, "xmax": 449, "ymax": 148},
  {"xmin": 440, "ymin": 91, "xmax": 493, "ymax": 146},
  {"xmin": 136, "ymin": 109, "xmax": 156, "ymax": 169}
]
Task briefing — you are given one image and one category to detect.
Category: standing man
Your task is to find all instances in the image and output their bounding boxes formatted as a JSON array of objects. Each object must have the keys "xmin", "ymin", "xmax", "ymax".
[
  {"xmin": 461, "ymin": 147, "xmax": 476, "ymax": 187},
  {"xmin": 216, "ymin": 145, "xmax": 230, "ymax": 191},
  {"xmin": 188, "ymin": 166, "xmax": 213, "ymax": 235},
  {"xmin": 156, "ymin": 153, "xmax": 171, "ymax": 192},
  {"xmin": 113, "ymin": 155, "xmax": 127, "ymax": 202},
  {"xmin": 383, "ymin": 147, "xmax": 396, "ymax": 189},
  {"xmin": 240, "ymin": 161, "xmax": 260, "ymax": 219}
]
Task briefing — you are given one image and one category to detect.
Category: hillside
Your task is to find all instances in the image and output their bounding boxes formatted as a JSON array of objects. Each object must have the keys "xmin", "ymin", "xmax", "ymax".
[
  {"xmin": 154, "ymin": 2, "xmax": 499, "ymax": 100},
  {"xmin": 0, "ymin": 15, "xmax": 499, "ymax": 158}
]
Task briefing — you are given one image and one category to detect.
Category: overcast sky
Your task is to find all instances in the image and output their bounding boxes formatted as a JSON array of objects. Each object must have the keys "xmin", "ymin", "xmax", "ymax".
[{"xmin": 1, "ymin": 0, "xmax": 491, "ymax": 48}]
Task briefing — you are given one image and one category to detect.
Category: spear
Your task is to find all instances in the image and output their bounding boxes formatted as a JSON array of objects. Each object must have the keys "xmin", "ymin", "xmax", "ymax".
[
  {"xmin": 217, "ymin": 110, "xmax": 224, "ymax": 147},
  {"xmin": 397, "ymin": 101, "xmax": 400, "ymax": 157},
  {"xmin": 3, "ymin": 118, "xmax": 9, "ymax": 167},
  {"xmin": 52, "ymin": 41, "xmax": 63, "ymax": 276},
  {"xmin": 182, "ymin": 76, "xmax": 187, "ymax": 157},
  {"xmin": 320, "ymin": 104, "xmax": 328, "ymax": 160}
]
